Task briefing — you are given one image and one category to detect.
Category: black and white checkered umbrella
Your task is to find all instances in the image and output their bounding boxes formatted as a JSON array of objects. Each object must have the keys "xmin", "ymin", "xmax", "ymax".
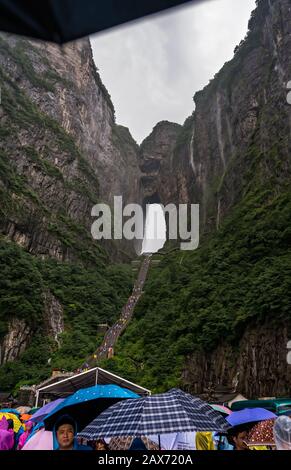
[{"xmin": 78, "ymin": 388, "xmax": 229, "ymax": 439}]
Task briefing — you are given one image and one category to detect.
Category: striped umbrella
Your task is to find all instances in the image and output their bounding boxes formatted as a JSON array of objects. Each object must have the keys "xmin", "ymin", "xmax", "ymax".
[{"xmin": 78, "ymin": 388, "xmax": 229, "ymax": 440}]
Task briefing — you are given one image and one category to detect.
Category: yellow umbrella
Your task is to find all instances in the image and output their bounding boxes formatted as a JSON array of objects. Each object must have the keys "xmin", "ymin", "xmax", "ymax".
[{"xmin": 0, "ymin": 412, "xmax": 23, "ymax": 433}]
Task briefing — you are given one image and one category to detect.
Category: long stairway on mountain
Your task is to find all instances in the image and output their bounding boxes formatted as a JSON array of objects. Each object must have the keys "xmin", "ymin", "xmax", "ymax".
[{"xmin": 88, "ymin": 254, "xmax": 151, "ymax": 366}]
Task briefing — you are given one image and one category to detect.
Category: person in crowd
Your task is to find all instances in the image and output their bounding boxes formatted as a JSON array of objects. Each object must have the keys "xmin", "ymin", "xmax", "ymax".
[
  {"xmin": 227, "ymin": 424, "xmax": 253, "ymax": 450},
  {"xmin": 17, "ymin": 420, "xmax": 34, "ymax": 450},
  {"xmin": 0, "ymin": 416, "xmax": 14, "ymax": 451},
  {"xmin": 196, "ymin": 432, "xmax": 215, "ymax": 450},
  {"xmin": 274, "ymin": 415, "xmax": 291, "ymax": 450},
  {"xmin": 213, "ymin": 432, "xmax": 234, "ymax": 450},
  {"xmin": 94, "ymin": 438, "xmax": 109, "ymax": 450},
  {"xmin": 53, "ymin": 415, "xmax": 92, "ymax": 450},
  {"xmin": 128, "ymin": 437, "xmax": 147, "ymax": 450}
]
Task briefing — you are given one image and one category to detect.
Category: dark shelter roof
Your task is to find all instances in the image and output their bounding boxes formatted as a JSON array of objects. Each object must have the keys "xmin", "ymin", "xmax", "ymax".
[
  {"xmin": 36, "ymin": 367, "xmax": 151, "ymax": 403},
  {"xmin": 0, "ymin": 0, "xmax": 205, "ymax": 44}
]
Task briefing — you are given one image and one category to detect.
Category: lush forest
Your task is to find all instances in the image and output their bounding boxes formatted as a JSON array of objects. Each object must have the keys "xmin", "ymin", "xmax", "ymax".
[
  {"xmin": 0, "ymin": 238, "xmax": 133, "ymax": 392},
  {"xmin": 101, "ymin": 182, "xmax": 291, "ymax": 391},
  {"xmin": 1, "ymin": 165, "xmax": 291, "ymax": 394}
]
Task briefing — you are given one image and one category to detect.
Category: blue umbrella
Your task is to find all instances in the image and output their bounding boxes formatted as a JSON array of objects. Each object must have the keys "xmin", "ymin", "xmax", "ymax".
[
  {"xmin": 78, "ymin": 388, "xmax": 230, "ymax": 440},
  {"xmin": 0, "ymin": 408, "xmax": 20, "ymax": 415},
  {"xmin": 44, "ymin": 384, "xmax": 139, "ymax": 431},
  {"xmin": 226, "ymin": 408, "xmax": 276, "ymax": 427}
]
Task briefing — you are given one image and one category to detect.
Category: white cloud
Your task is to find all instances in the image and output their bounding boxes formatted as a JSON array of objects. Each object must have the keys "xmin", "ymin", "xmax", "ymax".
[{"xmin": 90, "ymin": 0, "xmax": 257, "ymax": 143}]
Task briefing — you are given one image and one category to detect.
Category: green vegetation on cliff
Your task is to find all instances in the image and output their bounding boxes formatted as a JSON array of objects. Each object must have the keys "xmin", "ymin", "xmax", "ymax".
[
  {"xmin": 0, "ymin": 238, "xmax": 133, "ymax": 391},
  {"xmin": 101, "ymin": 183, "xmax": 291, "ymax": 392}
]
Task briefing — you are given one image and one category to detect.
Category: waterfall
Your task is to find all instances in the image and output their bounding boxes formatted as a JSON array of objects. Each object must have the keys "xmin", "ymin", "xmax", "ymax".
[
  {"xmin": 189, "ymin": 126, "xmax": 196, "ymax": 175},
  {"xmin": 216, "ymin": 93, "xmax": 226, "ymax": 169}
]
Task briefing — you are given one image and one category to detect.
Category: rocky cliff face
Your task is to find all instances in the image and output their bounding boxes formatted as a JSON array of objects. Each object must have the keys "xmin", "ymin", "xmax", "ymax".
[
  {"xmin": 1, "ymin": 0, "xmax": 291, "ymax": 396},
  {"xmin": 0, "ymin": 33, "xmax": 140, "ymax": 366},
  {"xmin": 103, "ymin": 0, "xmax": 291, "ymax": 397},
  {"xmin": 0, "ymin": 289, "xmax": 64, "ymax": 366},
  {"xmin": 142, "ymin": 0, "xmax": 291, "ymax": 397},
  {"xmin": 183, "ymin": 322, "xmax": 291, "ymax": 398},
  {"xmin": 177, "ymin": 0, "xmax": 291, "ymax": 396},
  {"xmin": 173, "ymin": 0, "xmax": 291, "ymax": 232},
  {"xmin": 139, "ymin": 121, "xmax": 181, "ymax": 206},
  {"xmin": 138, "ymin": 0, "xmax": 291, "ymax": 234},
  {"xmin": 0, "ymin": 34, "xmax": 140, "ymax": 264},
  {"xmin": 0, "ymin": 318, "xmax": 32, "ymax": 365},
  {"xmin": 43, "ymin": 289, "xmax": 64, "ymax": 349}
]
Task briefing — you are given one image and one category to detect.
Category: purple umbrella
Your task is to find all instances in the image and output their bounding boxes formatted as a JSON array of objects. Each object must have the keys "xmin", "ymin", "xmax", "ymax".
[
  {"xmin": 227, "ymin": 408, "xmax": 276, "ymax": 427},
  {"xmin": 30, "ymin": 399, "xmax": 65, "ymax": 423}
]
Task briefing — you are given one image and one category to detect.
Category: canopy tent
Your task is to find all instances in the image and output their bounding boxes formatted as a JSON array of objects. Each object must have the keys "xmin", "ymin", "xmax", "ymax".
[
  {"xmin": 35, "ymin": 367, "xmax": 150, "ymax": 406},
  {"xmin": 0, "ymin": 0, "xmax": 204, "ymax": 44}
]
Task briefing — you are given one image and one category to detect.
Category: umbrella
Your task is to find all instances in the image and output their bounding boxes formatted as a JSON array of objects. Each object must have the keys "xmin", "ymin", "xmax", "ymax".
[
  {"xmin": 20, "ymin": 414, "xmax": 32, "ymax": 422},
  {"xmin": 29, "ymin": 407, "xmax": 40, "ymax": 415},
  {"xmin": 30, "ymin": 399, "xmax": 65, "ymax": 423},
  {"xmin": 0, "ymin": 408, "xmax": 20, "ymax": 414},
  {"xmin": 227, "ymin": 408, "xmax": 276, "ymax": 427},
  {"xmin": 22, "ymin": 428, "xmax": 53, "ymax": 450},
  {"xmin": 0, "ymin": 0, "xmax": 200, "ymax": 44},
  {"xmin": 245, "ymin": 419, "xmax": 275, "ymax": 447},
  {"xmin": 78, "ymin": 388, "xmax": 230, "ymax": 440},
  {"xmin": 44, "ymin": 384, "xmax": 139, "ymax": 431},
  {"xmin": 210, "ymin": 404, "xmax": 232, "ymax": 415},
  {"xmin": 0, "ymin": 412, "xmax": 23, "ymax": 433}
]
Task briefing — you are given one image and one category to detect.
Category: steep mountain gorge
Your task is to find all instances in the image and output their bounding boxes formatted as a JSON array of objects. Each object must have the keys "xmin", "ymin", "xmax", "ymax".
[
  {"xmin": 103, "ymin": 0, "xmax": 291, "ymax": 397},
  {"xmin": 1, "ymin": 0, "xmax": 291, "ymax": 398},
  {"xmin": 0, "ymin": 34, "xmax": 140, "ymax": 263},
  {"xmin": 139, "ymin": 121, "xmax": 181, "ymax": 206},
  {"xmin": 0, "ymin": 33, "xmax": 139, "ymax": 389},
  {"xmin": 173, "ymin": 0, "xmax": 291, "ymax": 232}
]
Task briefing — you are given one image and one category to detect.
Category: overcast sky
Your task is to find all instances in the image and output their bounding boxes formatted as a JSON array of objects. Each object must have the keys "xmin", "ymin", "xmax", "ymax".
[{"xmin": 90, "ymin": 0, "xmax": 256, "ymax": 144}]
